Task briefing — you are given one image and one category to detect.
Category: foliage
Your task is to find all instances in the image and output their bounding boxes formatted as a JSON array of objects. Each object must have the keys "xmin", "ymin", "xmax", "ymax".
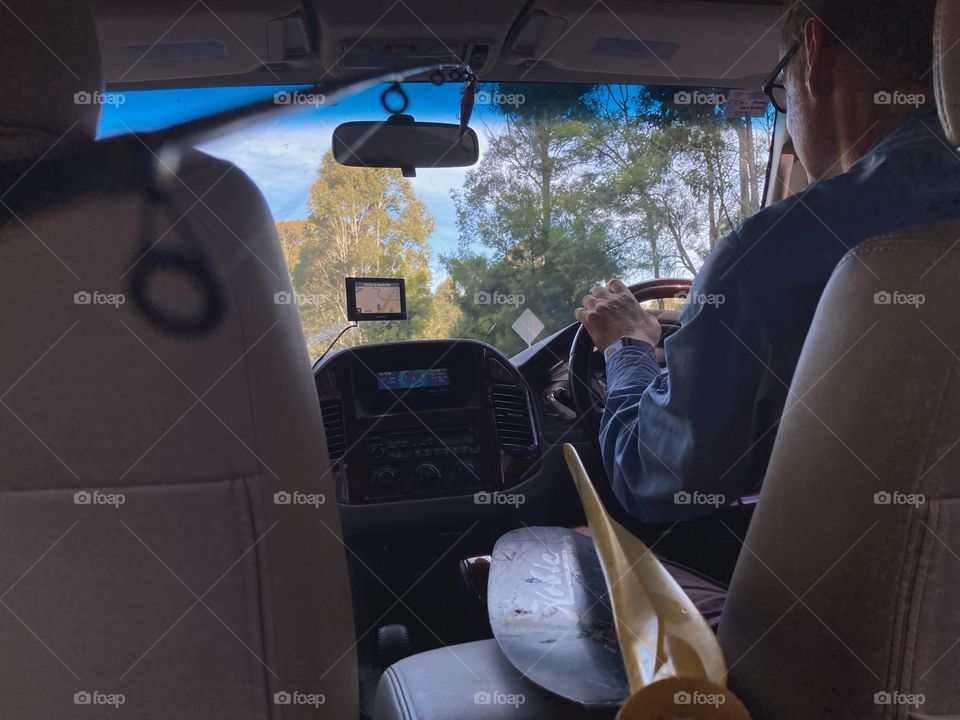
[
  {"xmin": 280, "ymin": 151, "xmax": 457, "ymax": 355},
  {"xmin": 279, "ymin": 84, "xmax": 774, "ymax": 358},
  {"xmin": 444, "ymin": 84, "xmax": 631, "ymax": 355},
  {"xmin": 443, "ymin": 83, "xmax": 774, "ymax": 356}
]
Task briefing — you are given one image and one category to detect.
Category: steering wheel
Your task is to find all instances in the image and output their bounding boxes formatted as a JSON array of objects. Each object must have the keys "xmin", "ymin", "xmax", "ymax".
[{"xmin": 568, "ymin": 278, "xmax": 693, "ymax": 440}]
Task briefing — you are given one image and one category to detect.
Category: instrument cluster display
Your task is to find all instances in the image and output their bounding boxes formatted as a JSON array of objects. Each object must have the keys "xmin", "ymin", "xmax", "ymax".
[{"xmin": 376, "ymin": 367, "xmax": 451, "ymax": 391}]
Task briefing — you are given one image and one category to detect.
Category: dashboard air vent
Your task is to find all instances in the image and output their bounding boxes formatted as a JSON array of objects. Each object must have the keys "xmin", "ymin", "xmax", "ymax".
[
  {"xmin": 319, "ymin": 399, "xmax": 346, "ymax": 461},
  {"xmin": 492, "ymin": 387, "xmax": 535, "ymax": 449}
]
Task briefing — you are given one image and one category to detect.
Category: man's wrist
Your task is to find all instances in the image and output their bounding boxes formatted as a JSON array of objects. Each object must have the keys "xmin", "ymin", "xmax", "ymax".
[
  {"xmin": 604, "ymin": 337, "xmax": 660, "ymax": 395},
  {"xmin": 604, "ymin": 336, "xmax": 654, "ymax": 361}
]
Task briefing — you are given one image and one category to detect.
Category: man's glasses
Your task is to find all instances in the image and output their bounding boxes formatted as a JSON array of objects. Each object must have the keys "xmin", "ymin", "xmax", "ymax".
[{"xmin": 762, "ymin": 42, "xmax": 800, "ymax": 114}]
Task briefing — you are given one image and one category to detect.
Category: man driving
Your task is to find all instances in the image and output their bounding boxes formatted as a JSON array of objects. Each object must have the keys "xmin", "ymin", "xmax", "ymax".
[{"xmin": 577, "ymin": 0, "xmax": 960, "ymax": 524}]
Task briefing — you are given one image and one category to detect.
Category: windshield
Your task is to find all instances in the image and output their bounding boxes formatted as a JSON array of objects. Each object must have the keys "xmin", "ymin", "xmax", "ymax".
[{"xmin": 101, "ymin": 81, "xmax": 774, "ymax": 358}]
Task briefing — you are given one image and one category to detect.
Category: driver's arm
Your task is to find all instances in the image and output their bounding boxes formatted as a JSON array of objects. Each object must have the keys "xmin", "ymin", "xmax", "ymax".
[{"xmin": 594, "ymin": 234, "xmax": 781, "ymax": 523}]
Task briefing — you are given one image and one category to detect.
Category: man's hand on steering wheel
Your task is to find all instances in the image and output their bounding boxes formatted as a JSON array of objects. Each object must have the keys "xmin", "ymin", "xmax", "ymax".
[{"xmin": 574, "ymin": 279, "xmax": 662, "ymax": 351}]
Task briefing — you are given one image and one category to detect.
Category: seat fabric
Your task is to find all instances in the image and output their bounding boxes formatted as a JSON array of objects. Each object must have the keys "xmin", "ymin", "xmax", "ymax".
[
  {"xmin": 375, "ymin": 640, "xmax": 616, "ymax": 720},
  {"xmin": 719, "ymin": 220, "xmax": 960, "ymax": 719},
  {"xmin": 0, "ymin": 1, "xmax": 358, "ymax": 717}
]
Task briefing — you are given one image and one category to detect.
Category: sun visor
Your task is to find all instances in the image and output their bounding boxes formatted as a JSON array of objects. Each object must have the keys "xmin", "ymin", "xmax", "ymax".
[
  {"xmin": 501, "ymin": 0, "xmax": 786, "ymax": 87},
  {"xmin": 96, "ymin": 0, "xmax": 311, "ymax": 84}
]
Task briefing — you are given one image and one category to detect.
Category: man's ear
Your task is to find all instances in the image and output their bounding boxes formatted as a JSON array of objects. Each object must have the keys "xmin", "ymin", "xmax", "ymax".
[{"xmin": 801, "ymin": 17, "xmax": 831, "ymax": 102}]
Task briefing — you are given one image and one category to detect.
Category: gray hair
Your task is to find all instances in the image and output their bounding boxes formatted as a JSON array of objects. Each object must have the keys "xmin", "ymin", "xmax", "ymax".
[{"xmin": 781, "ymin": 0, "xmax": 936, "ymax": 85}]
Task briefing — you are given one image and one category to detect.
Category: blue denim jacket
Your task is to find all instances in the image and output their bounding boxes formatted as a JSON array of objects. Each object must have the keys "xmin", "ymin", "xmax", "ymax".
[{"xmin": 601, "ymin": 105, "xmax": 960, "ymax": 523}]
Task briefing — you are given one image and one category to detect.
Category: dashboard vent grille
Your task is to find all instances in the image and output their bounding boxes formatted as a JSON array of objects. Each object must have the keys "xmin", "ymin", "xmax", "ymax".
[
  {"xmin": 492, "ymin": 387, "xmax": 535, "ymax": 449},
  {"xmin": 319, "ymin": 399, "xmax": 346, "ymax": 461}
]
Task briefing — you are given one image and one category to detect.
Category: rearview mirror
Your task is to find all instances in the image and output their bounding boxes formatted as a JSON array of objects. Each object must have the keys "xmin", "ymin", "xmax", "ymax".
[{"xmin": 332, "ymin": 117, "xmax": 479, "ymax": 176}]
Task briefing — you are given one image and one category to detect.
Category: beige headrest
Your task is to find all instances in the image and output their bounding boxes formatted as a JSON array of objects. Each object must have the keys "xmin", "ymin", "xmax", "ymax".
[
  {"xmin": 936, "ymin": 0, "xmax": 960, "ymax": 145},
  {"xmin": 0, "ymin": 0, "xmax": 102, "ymax": 146}
]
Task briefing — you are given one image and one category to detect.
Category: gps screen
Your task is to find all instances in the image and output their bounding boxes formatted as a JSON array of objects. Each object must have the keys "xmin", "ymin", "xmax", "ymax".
[{"xmin": 345, "ymin": 277, "xmax": 407, "ymax": 321}]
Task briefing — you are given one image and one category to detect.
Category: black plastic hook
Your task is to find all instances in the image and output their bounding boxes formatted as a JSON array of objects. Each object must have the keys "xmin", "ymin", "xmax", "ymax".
[{"xmin": 380, "ymin": 82, "xmax": 410, "ymax": 115}]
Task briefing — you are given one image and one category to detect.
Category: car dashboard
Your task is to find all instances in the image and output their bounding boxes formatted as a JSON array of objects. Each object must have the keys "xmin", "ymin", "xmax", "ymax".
[{"xmin": 314, "ymin": 339, "xmax": 543, "ymax": 506}]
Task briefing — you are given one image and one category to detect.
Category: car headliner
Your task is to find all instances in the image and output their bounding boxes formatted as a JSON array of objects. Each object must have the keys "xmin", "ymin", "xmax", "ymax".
[{"xmin": 91, "ymin": 0, "xmax": 789, "ymax": 92}]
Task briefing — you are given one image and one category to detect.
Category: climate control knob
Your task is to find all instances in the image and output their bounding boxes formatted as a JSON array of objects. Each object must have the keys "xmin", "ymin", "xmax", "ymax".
[
  {"xmin": 415, "ymin": 464, "xmax": 441, "ymax": 486},
  {"xmin": 373, "ymin": 467, "xmax": 398, "ymax": 488}
]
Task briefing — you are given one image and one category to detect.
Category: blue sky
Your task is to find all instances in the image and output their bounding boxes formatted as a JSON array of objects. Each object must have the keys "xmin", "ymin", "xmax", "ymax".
[
  {"xmin": 99, "ymin": 82, "xmax": 493, "ymax": 266},
  {"xmin": 99, "ymin": 83, "xmax": 771, "ymax": 284}
]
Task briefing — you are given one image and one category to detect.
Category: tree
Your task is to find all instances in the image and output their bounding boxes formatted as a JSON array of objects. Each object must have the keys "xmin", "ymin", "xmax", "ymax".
[
  {"xmin": 644, "ymin": 87, "xmax": 773, "ymax": 256},
  {"xmin": 277, "ymin": 84, "xmax": 774, "ymax": 358},
  {"xmin": 581, "ymin": 85, "xmax": 676, "ymax": 278},
  {"xmin": 277, "ymin": 219, "xmax": 311, "ymax": 275},
  {"xmin": 281, "ymin": 150, "xmax": 456, "ymax": 355},
  {"xmin": 426, "ymin": 276, "xmax": 462, "ymax": 340},
  {"xmin": 445, "ymin": 84, "xmax": 633, "ymax": 356}
]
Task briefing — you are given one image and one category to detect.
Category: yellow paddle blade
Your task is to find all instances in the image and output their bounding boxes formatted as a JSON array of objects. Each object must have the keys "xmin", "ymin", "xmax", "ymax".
[
  {"xmin": 562, "ymin": 444, "xmax": 728, "ymax": 692},
  {"xmin": 618, "ymin": 677, "xmax": 750, "ymax": 720}
]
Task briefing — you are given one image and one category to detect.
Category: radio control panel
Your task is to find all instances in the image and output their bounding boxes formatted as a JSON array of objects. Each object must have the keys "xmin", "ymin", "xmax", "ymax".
[{"xmin": 365, "ymin": 425, "xmax": 482, "ymax": 499}]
